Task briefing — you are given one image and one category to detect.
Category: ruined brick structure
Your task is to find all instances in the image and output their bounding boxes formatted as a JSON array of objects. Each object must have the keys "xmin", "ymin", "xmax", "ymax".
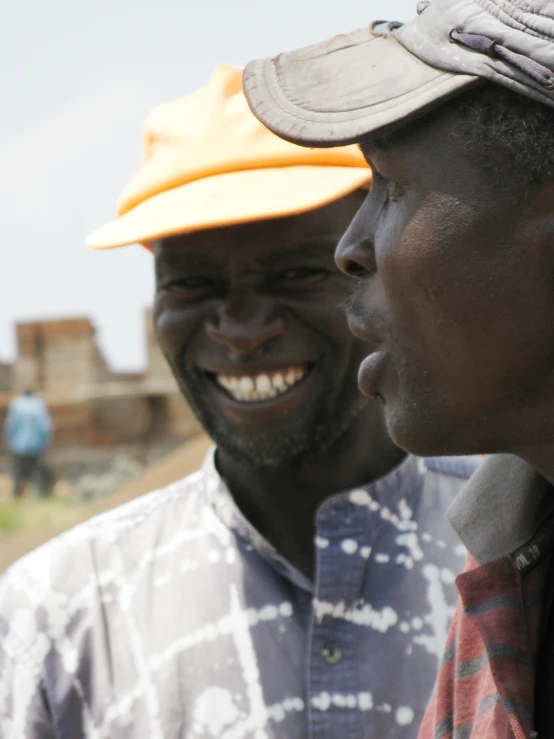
[{"xmin": 0, "ymin": 311, "xmax": 201, "ymax": 452}]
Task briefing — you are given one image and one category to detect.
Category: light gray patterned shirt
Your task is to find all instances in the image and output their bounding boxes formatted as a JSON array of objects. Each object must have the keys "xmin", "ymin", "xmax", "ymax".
[{"xmin": 0, "ymin": 450, "xmax": 477, "ymax": 738}]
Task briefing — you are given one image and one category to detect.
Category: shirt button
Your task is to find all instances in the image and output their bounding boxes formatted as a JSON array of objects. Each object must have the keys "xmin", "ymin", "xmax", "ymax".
[{"xmin": 322, "ymin": 645, "xmax": 342, "ymax": 665}]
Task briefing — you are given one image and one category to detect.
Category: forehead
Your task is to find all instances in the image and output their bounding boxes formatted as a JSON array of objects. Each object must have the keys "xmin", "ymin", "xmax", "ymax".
[
  {"xmin": 362, "ymin": 101, "xmax": 465, "ymax": 161},
  {"xmin": 360, "ymin": 107, "xmax": 496, "ymax": 202},
  {"xmin": 153, "ymin": 192, "xmax": 365, "ymax": 267},
  {"xmin": 153, "ymin": 224, "xmax": 336, "ymax": 272}
]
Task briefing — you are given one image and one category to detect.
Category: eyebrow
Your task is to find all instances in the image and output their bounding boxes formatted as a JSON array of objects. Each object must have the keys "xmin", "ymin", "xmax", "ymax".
[
  {"xmin": 257, "ymin": 240, "xmax": 337, "ymax": 267},
  {"xmin": 358, "ymin": 136, "xmax": 391, "ymax": 158},
  {"xmin": 155, "ymin": 239, "xmax": 337, "ymax": 273},
  {"xmin": 155, "ymin": 251, "xmax": 224, "ymax": 272}
]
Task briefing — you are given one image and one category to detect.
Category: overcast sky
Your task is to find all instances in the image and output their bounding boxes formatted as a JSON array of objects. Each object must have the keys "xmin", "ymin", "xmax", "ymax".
[{"xmin": 2, "ymin": 0, "xmax": 416, "ymax": 370}]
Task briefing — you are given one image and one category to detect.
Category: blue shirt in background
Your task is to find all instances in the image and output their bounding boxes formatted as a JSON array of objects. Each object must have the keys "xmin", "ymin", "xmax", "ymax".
[{"xmin": 5, "ymin": 393, "xmax": 52, "ymax": 455}]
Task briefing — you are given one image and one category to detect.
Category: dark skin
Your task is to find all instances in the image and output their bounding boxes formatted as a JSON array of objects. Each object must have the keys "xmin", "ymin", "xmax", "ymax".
[
  {"xmin": 152, "ymin": 192, "xmax": 405, "ymax": 579},
  {"xmin": 335, "ymin": 107, "xmax": 554, "ymax": 484}
]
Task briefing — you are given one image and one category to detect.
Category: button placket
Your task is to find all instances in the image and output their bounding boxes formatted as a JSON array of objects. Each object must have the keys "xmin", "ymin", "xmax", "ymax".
[
  {"xmin": 321, "ymin": 645, "xmax": 342, "ymax": 665},
  {"xmin": 308, "ymin": 502, "xmax": 370, "ymax": 739}
]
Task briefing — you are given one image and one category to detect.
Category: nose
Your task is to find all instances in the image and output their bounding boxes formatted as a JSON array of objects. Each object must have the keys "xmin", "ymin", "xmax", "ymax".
[
  {"xmin": 206, "ymin": 295, "xmax": 286, "ymax": 356},
  {"xmin": 335, "ymin": 198, "xmax": 377, "ymax": 279}
]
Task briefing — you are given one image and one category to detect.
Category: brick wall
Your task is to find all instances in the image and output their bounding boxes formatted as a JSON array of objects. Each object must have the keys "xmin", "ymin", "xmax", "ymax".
[
  {"xmin": 14, "ymin": 318, "xmax": 100, "ymax": 393},
  {"xmin": 145, "ymin": 308, "xmax": 176, "ymax": 384},
  {"xmin": 1, "ymin": 312, "xmax": 202, "ymax": 453},
  {"xmin": 0, "ymin": 364, "xmax": 12, "ymax": 393}
]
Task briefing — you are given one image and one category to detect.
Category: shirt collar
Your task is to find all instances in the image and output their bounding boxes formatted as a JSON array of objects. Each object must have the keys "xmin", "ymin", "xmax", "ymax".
[
  {"xmin": 201, "ymin": 448, "xmax": 426, "ymax": 590},
  {"xmin": 315, "ymin": 453, "xmax": 425, "ymax": 525},
  {"xmin": 447, "ymin": 454, "xmax": 554, "ymax": 564},
  {"xmin": 201, "ymin": 447, "xmax": 313, "ymax": 591}
]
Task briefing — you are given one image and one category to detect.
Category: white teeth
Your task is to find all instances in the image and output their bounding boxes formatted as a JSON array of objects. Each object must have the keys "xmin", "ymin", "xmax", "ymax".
[
  {"xmin": 239, "ymin": 377, "xmax": 254, "ymax": 393},
  {"xmin": 273, "ymin": 373, "xmax": 285, "ymax": 390},
  {"xmin": 256, "ymin": 375, "xmax": 272, "ymax": 393},
  {"xmin": 215, "ymin": 367, "xmax": 307, "ymax": 403},
  {"xmin": 285, "ymin": 370, "xmax": 297, "ymax": 386}
]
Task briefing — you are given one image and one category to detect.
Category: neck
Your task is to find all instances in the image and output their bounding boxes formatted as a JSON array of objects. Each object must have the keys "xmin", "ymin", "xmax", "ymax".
[
  {"xmin": 511, "ymin": 441, "xmax": 554, "ymax": 487},
  {"xmin": 216, "ymin": 406, "xmax": 406, "ymax": 580},
  {"xmin": 496, "ymin": 396, "xmax": 554, "ymax": 485}
]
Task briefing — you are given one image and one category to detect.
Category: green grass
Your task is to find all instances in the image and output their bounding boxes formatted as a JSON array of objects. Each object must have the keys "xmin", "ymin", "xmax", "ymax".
[
  {"xmin": 0, "ymin": 496, "xmax": 76, "ymax": 534},
  {"xmin": 0, "ymin": 504, "xmax": 23, "ymax": 532}
]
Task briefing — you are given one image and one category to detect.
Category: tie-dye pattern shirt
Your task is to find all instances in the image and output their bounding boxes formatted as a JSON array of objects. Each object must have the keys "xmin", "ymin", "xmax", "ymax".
[{"xmin": 0, "ymin": 450, "xmax": 477, "ymax": 738}]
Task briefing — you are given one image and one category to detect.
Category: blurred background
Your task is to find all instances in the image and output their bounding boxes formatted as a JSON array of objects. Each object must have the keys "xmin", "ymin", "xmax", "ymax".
[{"xmin": 0, "ymin": 0, "xmax": 416, "ymax": 570}]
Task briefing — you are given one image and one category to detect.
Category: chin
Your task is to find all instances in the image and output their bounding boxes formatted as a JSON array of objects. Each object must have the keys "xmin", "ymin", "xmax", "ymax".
[
  {"xmin": 385, "ymin": 397, "xmax": 463, "ymax": 458},
  {"xmin": 214, "ymin": 427, "xmax": 308, "ymax": 469}
]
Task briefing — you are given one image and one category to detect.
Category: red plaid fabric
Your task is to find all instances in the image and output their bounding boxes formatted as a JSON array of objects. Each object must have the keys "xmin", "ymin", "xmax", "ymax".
[{"xmin": 419, "ymin": 554, "xmax": 550, "ymax": 738}]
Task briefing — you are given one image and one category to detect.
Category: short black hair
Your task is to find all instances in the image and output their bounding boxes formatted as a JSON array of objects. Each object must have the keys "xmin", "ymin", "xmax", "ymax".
[
  {"xmin": 370, "ymin": 83, "xmax": 554, "ymax": 193},
  {"xmin": 450, "ymin": 83, "xmax": 554, "ymax": 190}
]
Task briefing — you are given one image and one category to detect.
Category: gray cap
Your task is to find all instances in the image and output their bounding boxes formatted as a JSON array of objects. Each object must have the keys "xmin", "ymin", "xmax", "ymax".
[{"xmin": 243, "ymin": 0, "xmax": 554, "ymax": 147}]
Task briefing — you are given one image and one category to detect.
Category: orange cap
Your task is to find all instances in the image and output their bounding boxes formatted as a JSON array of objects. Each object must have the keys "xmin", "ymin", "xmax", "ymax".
[{"xmin": 87, "ymin": 65, "xmax": 371, "ymax": 250}]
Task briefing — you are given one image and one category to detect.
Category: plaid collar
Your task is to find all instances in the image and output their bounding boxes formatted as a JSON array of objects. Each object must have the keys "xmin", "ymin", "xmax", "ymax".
[{"xmin": 448, "ymin": 454, "xmax": 554, "ymax": 564}]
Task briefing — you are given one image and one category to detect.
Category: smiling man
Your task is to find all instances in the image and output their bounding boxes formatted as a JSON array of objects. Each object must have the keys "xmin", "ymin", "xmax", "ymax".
[
  {"xmin": 243, "ymin": 1, "xmax": 554, "ymax": 736},
  {"xmin": 0, "ymin": 66, "xmax": 477, "ymax": 739}
]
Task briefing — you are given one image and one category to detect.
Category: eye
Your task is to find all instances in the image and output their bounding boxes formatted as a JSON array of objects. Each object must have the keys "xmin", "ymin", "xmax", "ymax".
[
  {"xmin": 369, "ymin": 167, "xmax": 404, "ymax": 205},
  {"xmin": 160, "ymin": 275, "xmax": 218, "ymax": 300}
]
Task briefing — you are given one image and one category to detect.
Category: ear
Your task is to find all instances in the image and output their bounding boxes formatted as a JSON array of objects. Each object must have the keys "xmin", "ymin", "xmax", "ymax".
[{"xmin": 527, "ymin": 183, "xmax": 554, "ymax": 280}]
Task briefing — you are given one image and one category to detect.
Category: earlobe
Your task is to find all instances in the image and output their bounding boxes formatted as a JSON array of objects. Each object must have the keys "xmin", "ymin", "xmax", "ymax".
[
  {"xmin": 532, "ymin": 182, "xmax": 554, "ymax": 245},
  {"xmin": 522, "ymin": 190, "xmax": 554, "ymax": 294}
]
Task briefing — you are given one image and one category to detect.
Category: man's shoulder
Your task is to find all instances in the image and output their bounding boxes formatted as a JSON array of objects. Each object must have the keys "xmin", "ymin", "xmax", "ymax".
[{"xmin": 0, "ymin": 465, "xmax": 211, "ymax": 620}]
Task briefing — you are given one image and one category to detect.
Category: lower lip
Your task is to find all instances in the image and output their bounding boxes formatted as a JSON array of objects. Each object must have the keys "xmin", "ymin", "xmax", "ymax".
[{"xmin": 358, "ymin": 351, "xmax": 387, "ymax": 398}]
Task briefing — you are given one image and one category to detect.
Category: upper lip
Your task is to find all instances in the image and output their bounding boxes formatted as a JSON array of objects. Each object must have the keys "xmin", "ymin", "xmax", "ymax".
[
  {"xmin": 346, "ymin": 312, "xmax": 382, "ymax": 347},
  {"xmin": 198, "ymin": 361, "xmax": 317, "ymax": 376}
]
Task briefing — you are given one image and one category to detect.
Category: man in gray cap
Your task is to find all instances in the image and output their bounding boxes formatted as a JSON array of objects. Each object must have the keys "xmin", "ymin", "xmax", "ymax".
[{"xmin": 244, "ymin": 1, "xmax": 554, "ymax": 736}]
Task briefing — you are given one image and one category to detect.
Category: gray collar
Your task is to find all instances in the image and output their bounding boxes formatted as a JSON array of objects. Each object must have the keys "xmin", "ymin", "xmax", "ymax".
[{"xmin": 447, "ymin": 454, "xmax": 554, "ymax": 564}]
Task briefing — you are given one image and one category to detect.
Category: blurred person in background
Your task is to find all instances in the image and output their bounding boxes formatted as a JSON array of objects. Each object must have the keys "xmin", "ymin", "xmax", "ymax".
[
  {"xmin": 0, "ymin": 67, "xmax": 478, "ymax": 739},
  {"xmin": 4, "ymin": 388, "xmax": 52, "ymax": 498}
]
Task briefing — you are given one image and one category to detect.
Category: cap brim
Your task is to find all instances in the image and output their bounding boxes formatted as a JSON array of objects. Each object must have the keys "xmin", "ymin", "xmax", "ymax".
[
  {"xmin": 243, "ymin": 27, "xmax": 480, "ymax": 147},
  {"xmin": 87, "ymin": 165, "xmax": 370, "ymax": 249}
]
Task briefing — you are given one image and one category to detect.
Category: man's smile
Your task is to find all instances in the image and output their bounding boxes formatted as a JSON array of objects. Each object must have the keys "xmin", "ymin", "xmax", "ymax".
[
  {"xmin": 210, "ymin": 365, "xmax": 310, "ymax": 404},
  {"xmin": 153, "ymin": 191, "xmax": 371, "ymax": 462}
]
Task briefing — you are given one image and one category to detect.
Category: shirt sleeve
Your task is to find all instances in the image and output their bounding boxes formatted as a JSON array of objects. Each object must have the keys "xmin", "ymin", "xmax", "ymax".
[
  {"xmin": 40, "ymin": 402, "xmax": 53, "ymax": 448},
  {"xmin": 0, "ymin": 560, "xmax": 57, "ymax": 738},
  {"xmin": 4, "ymin": 402, "xmax": 16, "ymax": 450},
  {"xmin": 0, "ymin": 635, "xmax": 56, "ymax": 738}
]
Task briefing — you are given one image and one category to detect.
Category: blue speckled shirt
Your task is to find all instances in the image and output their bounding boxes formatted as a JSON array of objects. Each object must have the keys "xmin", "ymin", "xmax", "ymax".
[{"xmin": 0, "ymin": 450, "xmax": 477, "ymax": 738}]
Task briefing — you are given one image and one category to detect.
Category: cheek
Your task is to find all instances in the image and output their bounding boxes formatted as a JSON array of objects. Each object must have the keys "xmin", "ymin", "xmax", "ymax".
[
  {"xmin": 382, "ymin": 194, "xmax": 467, "ymax": 290},
  {"xmin": 378, "ymin": 198, "xmax": 552, "ymax": 395},
  {"xmin": 153, "ymin": 299, "xmax": 201, "ymax": 364},
  {"xmin": 375, "ymin": 198, "xmax": 497, "ymax": 376}
]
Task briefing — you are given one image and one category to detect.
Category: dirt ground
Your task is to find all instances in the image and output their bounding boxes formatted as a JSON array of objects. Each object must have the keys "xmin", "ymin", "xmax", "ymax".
[{"xmin": 0, "ymin": 433, "xmax": 211, "ymax": 573}]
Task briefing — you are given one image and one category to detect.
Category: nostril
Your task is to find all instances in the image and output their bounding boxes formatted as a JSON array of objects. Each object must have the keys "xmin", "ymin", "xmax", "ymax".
[{"xmin": 345, "ymin": 260, "xmax": 369, "ymax": 278}]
